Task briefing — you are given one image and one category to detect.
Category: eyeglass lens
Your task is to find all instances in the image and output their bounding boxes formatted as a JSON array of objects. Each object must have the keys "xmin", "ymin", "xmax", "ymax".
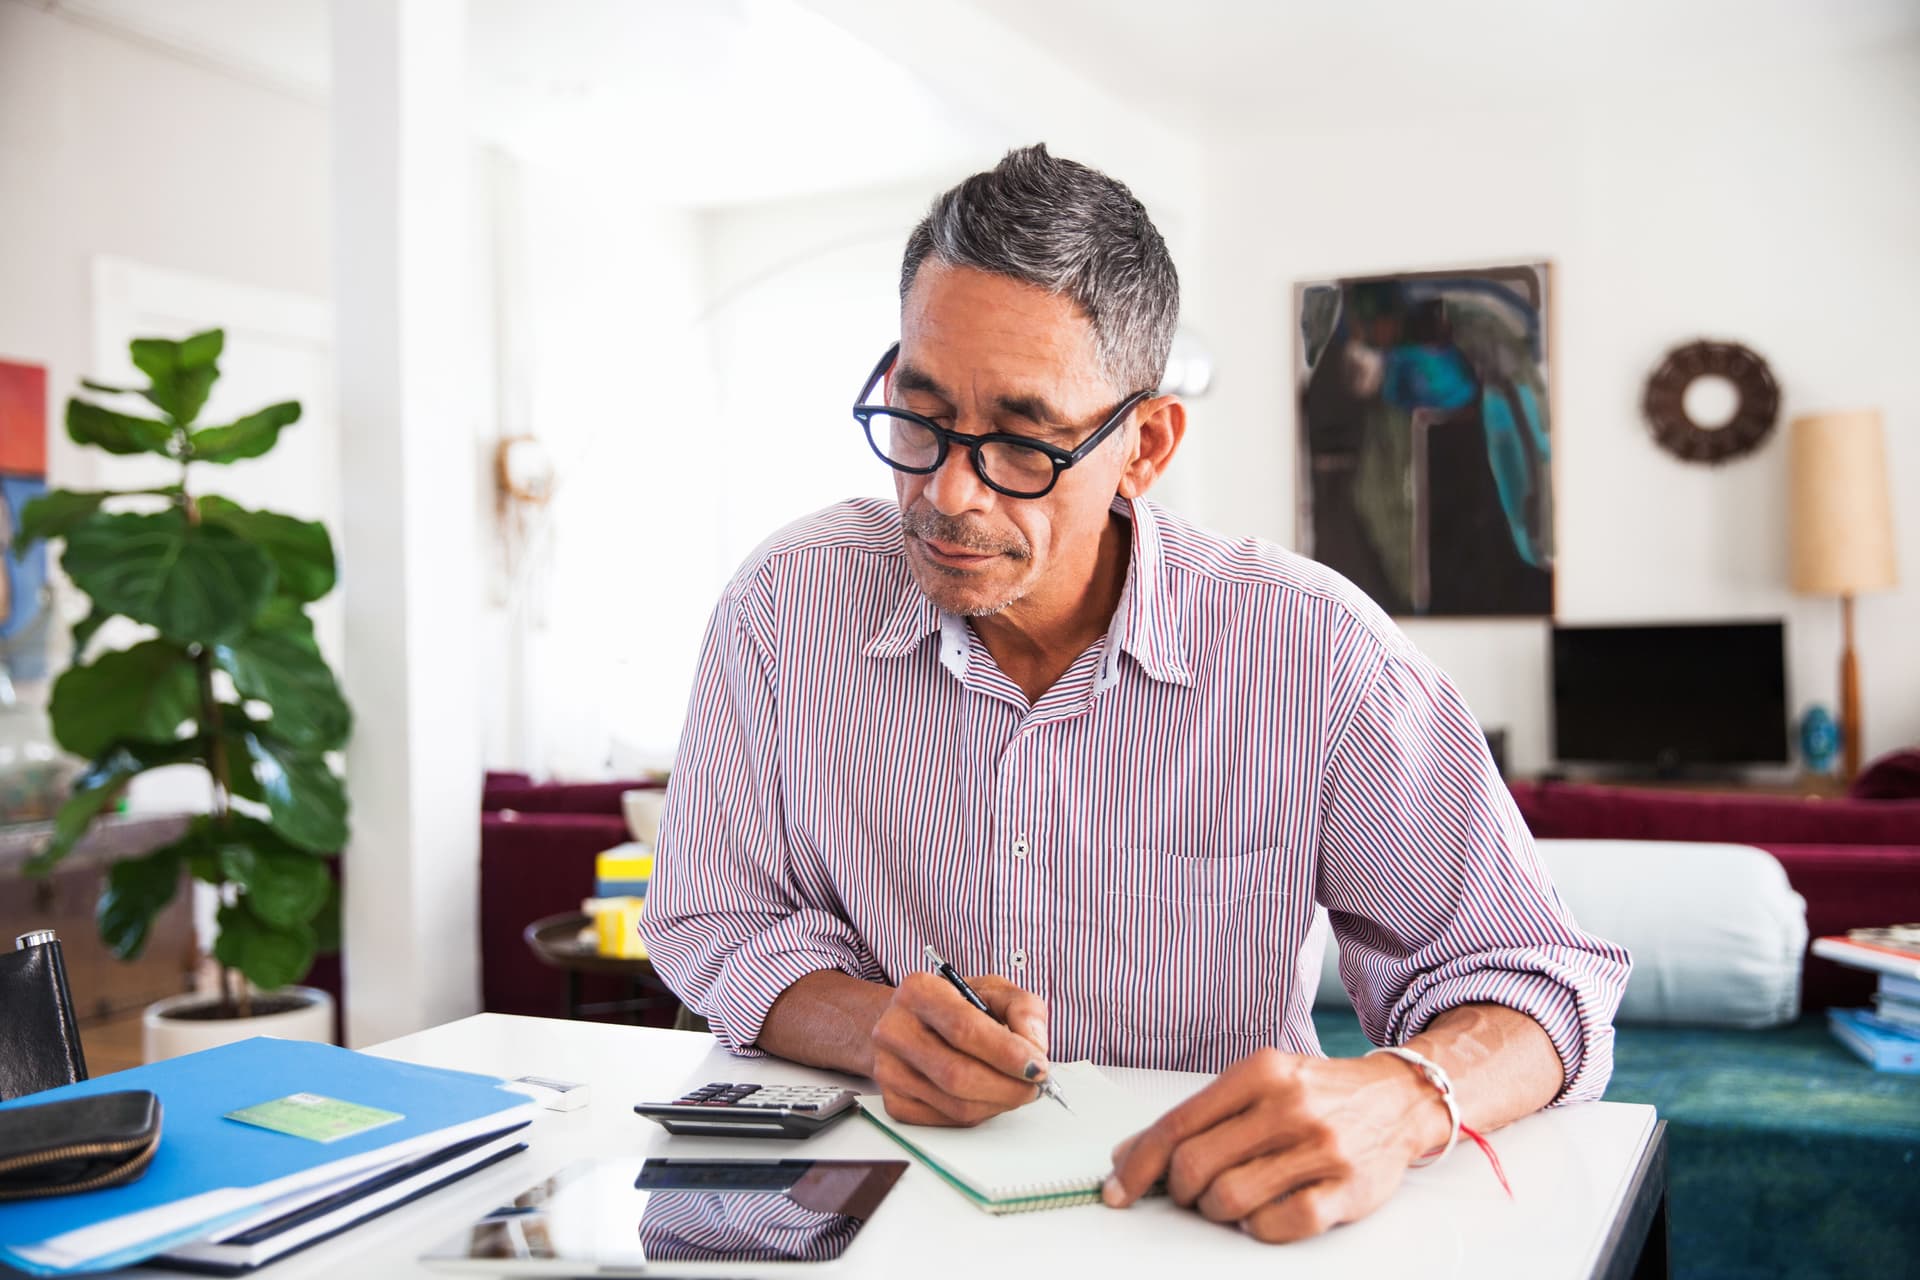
[{"xmin": 863, "ymin": 411, "xmax": 1056, "ymax": 495}]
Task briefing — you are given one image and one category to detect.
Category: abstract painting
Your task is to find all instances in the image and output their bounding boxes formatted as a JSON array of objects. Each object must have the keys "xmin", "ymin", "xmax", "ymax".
[
  {"xmin": 1295, "ymin": 263, "xmax": 1554, "ymax": 617},
  {"xmin": 0, "ymin": 359, "xmax": 50, "ymax": 682}
]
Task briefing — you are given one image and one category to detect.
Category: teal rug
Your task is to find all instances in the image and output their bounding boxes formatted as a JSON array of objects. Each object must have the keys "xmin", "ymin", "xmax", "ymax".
[{"xmin": 1312, "ymin": 1010, "xmax": 1920, "ymax": 1279}]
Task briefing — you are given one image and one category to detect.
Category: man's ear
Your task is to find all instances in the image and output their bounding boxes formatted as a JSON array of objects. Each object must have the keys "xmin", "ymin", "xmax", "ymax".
[{"xmin": 1117, "ymin": 397, "xmax": 1186, "ymax": 499}]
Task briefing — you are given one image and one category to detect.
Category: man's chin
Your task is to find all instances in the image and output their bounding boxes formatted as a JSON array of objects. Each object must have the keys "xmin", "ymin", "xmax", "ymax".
[{"xmin": 906, "ymin": 560, "xmax": 1019, "ymax": 619}]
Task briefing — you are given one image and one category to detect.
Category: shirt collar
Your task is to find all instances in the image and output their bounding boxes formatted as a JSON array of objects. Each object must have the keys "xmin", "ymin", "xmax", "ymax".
[{"xmin": 861, "ymin": 497, "xmax": 1193, "ymax": 689}]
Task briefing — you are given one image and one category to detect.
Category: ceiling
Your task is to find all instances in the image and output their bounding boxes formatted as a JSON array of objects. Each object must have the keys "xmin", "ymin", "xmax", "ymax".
[
  {"xmin": 50, "ymin": 0, "xmax": 1000, "ymax": 206},
  {"xmin": 968, "ymin": 0, "xmax": 1920, "ymax": 132},
  {"xmin": 47, "ymin": 0, "xmax": 1920, "ymax": 197}
]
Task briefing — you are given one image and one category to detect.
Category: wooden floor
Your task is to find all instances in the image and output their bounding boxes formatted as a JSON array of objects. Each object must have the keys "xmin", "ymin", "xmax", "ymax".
[{"xmin": 80, "ymin": 1008, "xmax": 149, "ymax": 1076}]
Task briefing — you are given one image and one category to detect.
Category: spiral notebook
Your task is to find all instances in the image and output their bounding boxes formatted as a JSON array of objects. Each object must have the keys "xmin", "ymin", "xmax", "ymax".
[{"xmin": 857, "ymin": 1062, "xmax": 1163, "ymax": 1214}]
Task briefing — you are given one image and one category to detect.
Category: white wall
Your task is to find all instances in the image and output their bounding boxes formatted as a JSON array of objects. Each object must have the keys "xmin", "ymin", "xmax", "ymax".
[
  {"xmin": 1182, "ymin": 40, "xmax": 1920, "ymax": 772},
  {"xmin": 0, "ymin": 2, "xmax": 332, "ymax": 497},
  {"xmin": 502, "ymin": 167, "xmax": 722, "ymax": 777}
]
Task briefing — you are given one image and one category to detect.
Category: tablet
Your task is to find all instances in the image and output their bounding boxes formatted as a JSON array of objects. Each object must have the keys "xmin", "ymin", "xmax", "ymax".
[{"xmin": 420, "ymin": 1157, "xmax": 908, "ymax": 1275}]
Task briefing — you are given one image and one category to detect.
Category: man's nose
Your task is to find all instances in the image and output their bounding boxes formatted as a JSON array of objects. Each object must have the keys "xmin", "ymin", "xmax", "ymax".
[{"xmin": 926, "ymin": 438, "xmax": 994, "ymax": 516}]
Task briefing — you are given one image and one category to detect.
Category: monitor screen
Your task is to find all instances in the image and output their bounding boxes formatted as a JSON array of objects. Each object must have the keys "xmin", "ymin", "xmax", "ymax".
[{"xmin": 1551, "ymin": 621, "xmax": 1789, "ymax": 769}]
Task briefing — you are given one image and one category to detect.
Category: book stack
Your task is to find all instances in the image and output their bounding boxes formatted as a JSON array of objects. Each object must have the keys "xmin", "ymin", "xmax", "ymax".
[
  {"xmin": 1811, "ymin": 927, "xmax": 1920, "ymax": 1074},
  {"xmin": 0, "ymin": 1038, "xmax": 538, "ymax": 1276}
]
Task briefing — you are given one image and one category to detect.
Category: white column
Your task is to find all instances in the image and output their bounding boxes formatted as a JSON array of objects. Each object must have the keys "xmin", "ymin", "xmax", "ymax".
[{"xmin": 330, "ymin": 0, "xmax": 483, "ymax": 1045}]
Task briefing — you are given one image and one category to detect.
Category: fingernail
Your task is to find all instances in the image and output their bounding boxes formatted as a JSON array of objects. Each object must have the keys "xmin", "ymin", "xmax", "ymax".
[
  {"xmin": 1023, "ymin": 1060, "xmax": 1044, "ymax": 1081},
  {"xmin": 1101, "ymin": 1175, "xmax": 1126, "ymax": 1207}
]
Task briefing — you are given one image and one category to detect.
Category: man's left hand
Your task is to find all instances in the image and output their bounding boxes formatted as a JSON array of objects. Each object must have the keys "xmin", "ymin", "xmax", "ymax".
[{"xmin": 1100, "ymin": 1047, "xmax": 1450, "ymax": 1243}]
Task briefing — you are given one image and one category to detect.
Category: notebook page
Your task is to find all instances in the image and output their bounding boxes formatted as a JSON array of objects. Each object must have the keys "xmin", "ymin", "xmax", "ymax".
[{"xmin": 857, "ymin": 1062, "xmax": 1164, "ymax": 1205}]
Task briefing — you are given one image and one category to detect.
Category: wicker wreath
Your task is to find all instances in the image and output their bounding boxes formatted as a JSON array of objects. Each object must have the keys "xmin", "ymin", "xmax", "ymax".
[{"xmin": 1641, "ymin": 340, "xmax": 1780, "ymax": 464}]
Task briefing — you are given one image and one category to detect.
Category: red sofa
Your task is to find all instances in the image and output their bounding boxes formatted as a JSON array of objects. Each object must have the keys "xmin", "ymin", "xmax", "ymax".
[
  {"xmin": 1507, "ymin": 779, "xmax": 1920, "ymax": 1011},
  {"xmin": 479, "ymin": 773, "xmax": 665, "ymax": 1018}
]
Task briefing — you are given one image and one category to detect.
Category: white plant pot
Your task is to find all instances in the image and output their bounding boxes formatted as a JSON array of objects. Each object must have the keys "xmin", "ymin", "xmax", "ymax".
[{"xmin": 142, "ymin": 986, "xmax": 336, "ymax": 1063}]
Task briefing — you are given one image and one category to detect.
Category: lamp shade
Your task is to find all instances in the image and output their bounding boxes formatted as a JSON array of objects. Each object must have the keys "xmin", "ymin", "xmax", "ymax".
[{"xmin": 1789, "ymin": 409, "xmax": 1898, "ymax": 596}]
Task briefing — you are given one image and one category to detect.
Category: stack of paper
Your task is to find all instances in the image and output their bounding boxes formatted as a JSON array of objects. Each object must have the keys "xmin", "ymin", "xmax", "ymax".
[{"xmin": 0, "ymin": 1038, "xmax": 537, "ymax": 1276}]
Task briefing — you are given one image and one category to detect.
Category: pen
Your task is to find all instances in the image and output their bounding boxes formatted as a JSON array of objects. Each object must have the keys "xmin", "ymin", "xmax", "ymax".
[{"xmin": 922, "ymin": 944, "xmax": 1072, "ymax": 1113}]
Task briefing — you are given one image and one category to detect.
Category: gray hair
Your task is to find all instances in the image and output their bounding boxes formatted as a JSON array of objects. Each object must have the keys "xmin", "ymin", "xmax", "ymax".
[{"xmin": 900, "ymin": 144, "xmax": 1179, "ymax": 395}]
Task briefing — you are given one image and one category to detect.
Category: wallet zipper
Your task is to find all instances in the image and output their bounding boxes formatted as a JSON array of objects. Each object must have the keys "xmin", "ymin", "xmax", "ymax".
[{"xmin": 0, "ymin": 1130, "xmax": 161, "ymax": 1200}]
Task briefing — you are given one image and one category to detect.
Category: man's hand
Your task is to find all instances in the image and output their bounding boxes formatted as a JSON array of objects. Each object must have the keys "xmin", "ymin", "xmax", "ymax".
[
  {"xmin": 869, "ymin": 972, "xmax": 1052, "ymax": 1127},
  {"xmin": 1101, "ymin": 1048, "xmax": 1451, "ymax": 1243}
]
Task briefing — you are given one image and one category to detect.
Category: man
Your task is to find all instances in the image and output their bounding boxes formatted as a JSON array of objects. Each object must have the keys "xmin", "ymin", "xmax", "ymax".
[{"xmin": 640, "ymin": 145, "xmax": 1629, "ymax": 1244}]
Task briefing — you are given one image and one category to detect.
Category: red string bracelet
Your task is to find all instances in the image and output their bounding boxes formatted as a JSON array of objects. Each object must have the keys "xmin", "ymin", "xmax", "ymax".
[{"xmin": 1369, "ymin": 1046, "xmax": 1515, "ymax": 1200}]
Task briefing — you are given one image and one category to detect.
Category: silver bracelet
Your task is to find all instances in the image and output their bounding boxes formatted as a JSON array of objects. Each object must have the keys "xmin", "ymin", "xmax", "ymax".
[{"xmin": 1368, "ymin": 1045, "xmax": 1461, "ymax": 1167}]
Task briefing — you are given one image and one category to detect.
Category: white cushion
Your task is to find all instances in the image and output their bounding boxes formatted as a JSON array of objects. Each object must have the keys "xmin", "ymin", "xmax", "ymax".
[{"xmin": 1312, "ymin": 838, "xmax": 1807, "ymax": 1029}]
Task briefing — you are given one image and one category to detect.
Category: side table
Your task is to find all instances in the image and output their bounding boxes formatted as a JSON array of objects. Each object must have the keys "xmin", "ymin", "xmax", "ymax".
[{"xmin": 522, "ymin": 911, "xmax": 680, "ymax": 1024}]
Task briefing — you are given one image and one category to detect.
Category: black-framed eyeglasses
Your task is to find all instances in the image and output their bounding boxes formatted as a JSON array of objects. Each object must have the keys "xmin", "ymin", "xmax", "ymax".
[{"xmin": 851, "ymin": 342, "xmax": 1154, "ymax": 500}]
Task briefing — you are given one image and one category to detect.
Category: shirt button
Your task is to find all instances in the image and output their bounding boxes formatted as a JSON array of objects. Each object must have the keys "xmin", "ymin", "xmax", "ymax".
[
  {"xmin": 1012, "ymin": 836, "xmax": 1029, "ymax": 858},
  {"xmin": 1011, "ymin": 949, "xmax": 1026, "ymax": 969}
]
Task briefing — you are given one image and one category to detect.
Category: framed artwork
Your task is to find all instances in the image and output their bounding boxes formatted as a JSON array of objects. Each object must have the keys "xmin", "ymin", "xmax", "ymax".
[
  {"xmin": 0, "ymin": 359, "xmax": 50, "ymax": 682},
  {"xmin": 1294, "ymin": 263, "xmax": 1554, "ymax": 618}
]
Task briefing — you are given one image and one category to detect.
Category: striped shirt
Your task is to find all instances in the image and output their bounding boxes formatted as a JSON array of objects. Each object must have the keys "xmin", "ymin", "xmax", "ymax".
[{"xmin": 641, "ymin": 497, "xmax": 1630, "ymax": 1099}]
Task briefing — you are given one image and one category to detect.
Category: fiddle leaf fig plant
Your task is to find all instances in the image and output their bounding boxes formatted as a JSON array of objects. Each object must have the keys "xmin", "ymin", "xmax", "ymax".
[{"xmin": 16, "ymin": 329, "xmax": 350, "ymax": 1014}]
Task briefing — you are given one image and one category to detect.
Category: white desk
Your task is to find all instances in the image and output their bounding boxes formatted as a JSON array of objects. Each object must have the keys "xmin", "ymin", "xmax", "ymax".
[{"xmin": 134, "ymin": 1015, "xmax": 1664, "ymax": 1279}]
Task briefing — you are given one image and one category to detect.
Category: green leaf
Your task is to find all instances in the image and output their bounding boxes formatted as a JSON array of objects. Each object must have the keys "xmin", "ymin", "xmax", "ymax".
[
  {"xmin": 213, "ymin": 898, "xmax": 315, "ymax": 991},
  {"xmin": 17, "ymin": 490, "xmax": 112, "ymax": 553},
  {"xmin": 215, "ymin": 607, "xmax": 349, "ymax": 752},
  {"xmin": 67, "ymin": 399, "xmax": 176, "ymax": 457},
  {"xmin": 49, "ymin": 640, "xmax": 200, "ymax": 758},
  {"xmin": 71, "ymin": 608, "xmax": 110, "ymax": 657},
  {"xmin": 130, "ymin": 330, "xmax": 223, "ymax": 425},
  {"xmin": 80, "ymin": 379, "xmax": 139, "ymax": 396},
  {"xmin": 25, "ymin": 740, "xmax": 199, "ymax": 874},
  {"xmin": 188, "ymin": 401, "xmax": 300, "ymax": 464},
  {"xmin": 215, "ymin": 821, "xmax": 331, "ymax": 928},
  {"xmin": 228, "ymin": 726, "xmax": 349, "ymax": 853},
  {"xmin": 62, "ymin": 510, "xmax": 276, "ymax": 645},
  {"xmin": 197, "ymin": 497, "xmax": 335, "ymax": 603},
  {"xmin": 97, "ymin": 838, "xmax": 188, "ymax": 959}
]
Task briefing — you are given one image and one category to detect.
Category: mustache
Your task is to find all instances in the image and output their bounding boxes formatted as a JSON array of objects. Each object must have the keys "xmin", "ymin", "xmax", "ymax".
[{"xmin": 902, "ymin": 506, "xmax": 1031, "ymax": 561}]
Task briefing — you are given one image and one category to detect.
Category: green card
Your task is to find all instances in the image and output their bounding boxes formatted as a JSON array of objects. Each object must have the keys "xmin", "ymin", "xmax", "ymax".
[{"xmin": 225, "ymin": 1092, "xmax": 404, "ymax": 1143}]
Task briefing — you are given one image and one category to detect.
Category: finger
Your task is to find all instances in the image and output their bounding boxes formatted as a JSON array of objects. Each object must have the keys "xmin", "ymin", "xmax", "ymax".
[
  {"xmin": 1193, "ymin": 1142, "xmax": 1346, "ymax": 1224},
  {"xmin": 1239, "ymin": 1181, "xmax": 1348, "ymax": 1245},
  {"xmin": 1105, "ymin": 1052, "xmax": 1293, "ymax": 1205},
  {"xmin": 899, "ymin": 974, "xmax": 1048, "ymax": 1085},
  {"xmin": 876, "ymin": 1049, "xmax": 1018, "ymax": 1127},
  {"xmin": 968, "ymin": 974, "xmax": 1050, "ymax": 1055},
  {"xmin": 1161, "ymin": 1105, "xmax": 1324, "ymax": 1208},
  {"xmin": 877, "ymin": 1003, "xmax": 1041, "ymax": 1110}
]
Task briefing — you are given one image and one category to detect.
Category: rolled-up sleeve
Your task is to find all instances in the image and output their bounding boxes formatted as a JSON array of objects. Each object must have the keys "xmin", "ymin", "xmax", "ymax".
[
  {"xmin": 1317, "ymin": 648, "xmax": 1631, "ymax": 1103},
  {"xmin": 638, "ymin": 576, "xmax": 883, "ymax": 1055}
]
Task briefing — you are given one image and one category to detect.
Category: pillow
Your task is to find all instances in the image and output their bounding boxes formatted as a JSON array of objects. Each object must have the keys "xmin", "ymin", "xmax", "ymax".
[
  {"xmin": 1312, "ymin": 838, "xmax": 1807, "ymax": 1028},
  {"xmin": 1850, "ymin": 749, "xmax": 1920, "ymax": 800}
]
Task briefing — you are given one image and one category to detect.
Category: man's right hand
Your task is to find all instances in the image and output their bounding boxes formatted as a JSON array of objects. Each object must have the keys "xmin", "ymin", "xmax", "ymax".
[{"xmin": 868, "ymin": 972, "xmax": 1052, "ymax": 1127}]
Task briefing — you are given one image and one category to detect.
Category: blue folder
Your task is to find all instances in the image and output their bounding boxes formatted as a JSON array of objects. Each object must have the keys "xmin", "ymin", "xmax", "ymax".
[{"xmin": 0, "ymin": 1037, "xmax": 534, "ymax": 1275}]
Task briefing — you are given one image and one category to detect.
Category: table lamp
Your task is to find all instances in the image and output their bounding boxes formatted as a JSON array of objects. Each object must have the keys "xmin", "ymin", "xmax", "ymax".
[{"xmin": 1789, "ymin": 409, "xmax": 1899, "ymax": 779}]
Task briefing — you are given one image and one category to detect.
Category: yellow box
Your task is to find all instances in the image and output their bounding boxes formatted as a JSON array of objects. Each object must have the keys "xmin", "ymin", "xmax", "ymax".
[
  {"xmin": 597, "ymin": 847, "xmax": 654, "ymax": 882},
  {"xmin": 587, "ymin": 896, "xmax": 648, "ymax": 959}
]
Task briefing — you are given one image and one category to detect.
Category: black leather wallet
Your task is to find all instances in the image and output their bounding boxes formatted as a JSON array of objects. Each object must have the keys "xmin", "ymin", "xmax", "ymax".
[
  {"xmin": 0, "ymin": 1090, "xmax": 162, "ymax": 1201},
  {"xmin": 0, "ymin": 933, "xmax": 89, "ymax": 1101}
]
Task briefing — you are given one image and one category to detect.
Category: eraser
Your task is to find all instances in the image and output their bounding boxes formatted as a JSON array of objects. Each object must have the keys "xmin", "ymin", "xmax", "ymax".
[{"xmin": 505, "ymin": 1075, "xmax": 591, "ymax": 1111}]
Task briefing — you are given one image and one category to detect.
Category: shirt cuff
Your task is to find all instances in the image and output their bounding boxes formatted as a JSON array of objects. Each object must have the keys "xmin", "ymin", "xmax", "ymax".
[
  {"xmin": 701, "ymin": 911, "xmax": 883, "ymax": 1056},
  {"xmin": 1384, "ymin": 952, "xmax": 1617, "ymax": 1105}
]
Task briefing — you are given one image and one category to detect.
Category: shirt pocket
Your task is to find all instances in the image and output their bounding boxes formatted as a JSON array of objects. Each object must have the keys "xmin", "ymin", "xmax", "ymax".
[{"xmin": 1102, "ymin": 847, "xmax": 1288, "ymax": 1042}]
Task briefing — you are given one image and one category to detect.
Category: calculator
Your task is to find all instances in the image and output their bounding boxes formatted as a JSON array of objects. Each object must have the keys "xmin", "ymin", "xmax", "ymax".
[{"xmin": 633, "ymin": 1082, "xmax": 861, "ymax": 1139}]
